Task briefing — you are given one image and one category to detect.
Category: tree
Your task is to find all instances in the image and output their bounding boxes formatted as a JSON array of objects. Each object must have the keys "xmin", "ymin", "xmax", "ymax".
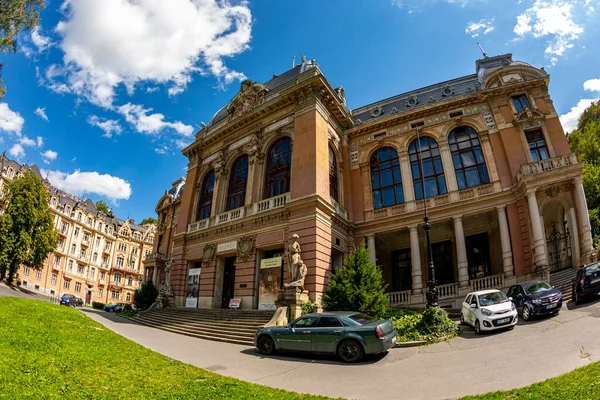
[
  {"xmin": 323, "ymin": 243, "xmax": 389, "ymax": 318},
  {"xmin": 95, "ymin": 200, "xmax": 110, "ymax": 214},
  {"xmin": 134, "ymin": 280, "xmax": 158, "ymax": 310},
  {"xmin": 141, "ymin": 217, "xmax": 157, "ymax": 225},
  {"xmin": 0, "ymin": 0, "xmax": 45, "ymax": 100},
  {"xmin": 0, "ymin": 170, "xmax": 58, "ymax": 282}
]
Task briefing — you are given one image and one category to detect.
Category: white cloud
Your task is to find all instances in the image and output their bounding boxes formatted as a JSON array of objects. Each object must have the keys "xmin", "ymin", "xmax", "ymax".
[
  {"xmin": 0, "ymin": 103, "xmax": 25, "ymax": 135},
  {"xmin": 559, "ymin": 78, "xmax": 600, "ymax": 133},
  {"xmin": 42, "ymin": 169, "xmax": 132, "ymax": 202},
  {"xmin": 465, "ymin": 19, "xmax": 495, "ymax": 37},
  {"xmin": 41, "ymin": 150, "xmax": 58, "ymax": 164},
  {"xmin": 8, "ymin": 144, "xmax": 25, "ymax": 159},
  {"xmin": 34, "ymin": 107, "xmax": 49, "ymax": 121},
  {"xmin": 19, "ymin": 136, "xmax": 36, "ymax": 147},
  {"xmin": 87, "ymin": 115, "xmax": 122, "ymax": 138},
  {"xmin": 31, "ymin": 27, "xmax": 52, "ymax": 53},
  {"xmin": 49, "ymin": 0, "xmax": 252, "ymax": 107},
  {"xmin": 117, "ymin": 103, "xmax": 194, "ymax": 137},
  {"xmin": 513, "ymin": 0, "xmax": 584, "ymax": 60},
  {"xmin": 36, "ymin": 136, "xmax": 43, "ymax": 147}
]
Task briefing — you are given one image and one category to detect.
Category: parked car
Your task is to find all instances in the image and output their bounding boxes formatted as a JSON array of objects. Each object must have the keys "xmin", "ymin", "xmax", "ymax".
[
  {"xmin": 572, "ymin": 262, "xmax": 600, "ymax": 305},
  {"xmin": 104, "ymin": 303, "xmax": 125, "ymax": 312},
  {"xmin": 507, "ymin": 280, "xmax": 562, "ymax": 321},
  {"xmin": 255, "ymin": 312, "xmax": 397, "ymax": 363},
  {"xmin": 461, "ymin": 289, "xmax": 518, "ymax": 334},
  {"xmin": 59, "ymin": 294, "xmax": 78, "ymax": 307}
]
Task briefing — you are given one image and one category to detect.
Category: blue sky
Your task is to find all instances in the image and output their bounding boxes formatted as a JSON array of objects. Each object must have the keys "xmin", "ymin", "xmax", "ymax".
[{"xmin": 0, "ymin": 0, "xmax": 598, "ymax": 223}]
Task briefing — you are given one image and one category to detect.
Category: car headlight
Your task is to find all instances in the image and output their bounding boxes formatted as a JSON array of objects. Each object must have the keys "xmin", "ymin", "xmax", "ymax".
[
  {"xmin": 511, "ymin": 302, "xmax": 516, "ymax": 311},
  {"xmin": 532, "ymin": 298, "xmax": 542, "ymax": 305},
  {"xmin": 481, "ymin": 308, "xmax": 492, "ymax": 316}
]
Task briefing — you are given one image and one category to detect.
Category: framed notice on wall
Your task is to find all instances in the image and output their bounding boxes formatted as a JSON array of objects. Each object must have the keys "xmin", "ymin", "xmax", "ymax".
[
  {"xmin": 258, "ymin": 256, "xmax": 282, "ymax": 311},
  {"xmin": 185, "ymin": 267, "xmax": 201, "ymax": 308}
]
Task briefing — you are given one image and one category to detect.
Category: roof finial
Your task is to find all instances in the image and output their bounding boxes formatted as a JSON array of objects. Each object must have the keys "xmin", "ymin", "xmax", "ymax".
[
  {"xmin": 292, "ymin": 55, "xmax": 296, "ymax": 68},
  {"xmin": 477, "ymin": 42, "xmax": 488, "ymax": 58},
  {"xmin": 301, "ymin": 54, "xmax": 306, "ymax": 63}
]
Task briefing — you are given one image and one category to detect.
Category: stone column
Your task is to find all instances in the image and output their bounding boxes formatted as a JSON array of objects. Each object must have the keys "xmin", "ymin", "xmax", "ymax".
[
  {"xmin": 526, "ymin": 190, "xmax": 547, "ymax": 268},
  {"xmin": 366, "ymin": 234, "xmax": 376, "ymax": 264},
  {"xmin": 574, "ymin": 178, "xmax": 594, "ymax": 262},
  {"xmin": 399, "ymin": 151, "xmax": 415, "ymax": 211},
  {"xmin": 152, "ymin": 266, "xmax": 158, "ymax": 285},
  {"xmin": 409, "ymin": 226, "xmax": 423, "ymax": 294},
  {"xmin": 497, "ymin": 206, "xmax": 514, "ymax": 277},
  {"xmin": 439, "ymin": 139, "xmax": 459, "ymax": 200},
  {"xmin": 453, "ymin": 216, "xmax": 469, "ymax": 288},
  {"xmin": 567, "ymin": 207, "xmax": 581, "ymax": 267},
  {"xmin": 245, "ymin": 159, "xmax": 257, "ymax": 207}
]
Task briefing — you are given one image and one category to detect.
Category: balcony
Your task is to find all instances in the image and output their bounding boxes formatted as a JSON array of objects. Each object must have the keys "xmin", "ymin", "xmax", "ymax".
[
  {"xmin": 86, "ymin": 276, "xmax": 96, "ymax": 283},
  {"xmin": 99, "ymin": 263, "xmax": 110, "ymax": 271},
  {"xmin": 253, "ymin": 192, "xmax": 290, "ymax": 215},
  {"xmin": 517, "ymin": 153, "xmax": 578, "ymax": 181},
  {"xmin": 81, "ymin": 239, "xmax": 90, "ymax": 247},
  {"xmin": 188, "ymin": 218, "xmax": 210, "ymax": 234},
  {"xmin": 469, "ymin": 273, "xmax": 504, "ymax": 292},
  {"xmin": 331, "ymin": 198, "xmax": 348, "ymax": 220},
  {"xmin": 215, "ymin": 207, "xmax": 245, "ymax": 225},
  {"xmin": 59, "ymin": 228, "xmax": 68, "ymax": 236},
  {"xmin": 145, "ymin": 252, "xmax": 167, "ymax": 262}
]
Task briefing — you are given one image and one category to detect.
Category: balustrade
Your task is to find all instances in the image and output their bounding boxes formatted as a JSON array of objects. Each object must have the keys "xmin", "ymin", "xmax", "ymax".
[
  {"xmin": 469, "ymin": 273, "xmax": 504, "ymax": 292},
  {"xmin": 517, "ymin": 153, "xmax": 578, "ymax": 181},
  {"xmin": 253, "ymin": 193, "xmax": 290, "ymax": 214},
  {"xmin": 215, "ymin": 207, "xmax": 245, "ymax": 225},
  {"xmin": 437, "ymin": 282, "xmax": 459, "ymax": 299},
  {"xmin": 389, "ymin": 290, "xmax": 411, "ymax": 305}
]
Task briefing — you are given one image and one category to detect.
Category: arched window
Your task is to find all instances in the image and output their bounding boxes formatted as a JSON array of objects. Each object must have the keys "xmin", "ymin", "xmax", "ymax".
[
  {"xmin": 370, "ymin": 147, "xmax": 404, "ymax": 209},
  {"xmin": 264, "ymin": 137, "xmax": 292, "ymax": 199},
  {"xmin": 329, "ymin": 147, "xmax": 339, "ymax": 202},
  {"xmin": 197, "ymin": 170, "xmax": 215, "ymax": 220},
  {"xmin": 409, "ymin": 137, "xmax": 446, "ymax": 200},
  {"xmin": 449, "ymin": 126, "xmax": 490, "ymax": 190},
  {"xmin": 226, "ymin": 156, "xmax": 249, "ymax": 211}
]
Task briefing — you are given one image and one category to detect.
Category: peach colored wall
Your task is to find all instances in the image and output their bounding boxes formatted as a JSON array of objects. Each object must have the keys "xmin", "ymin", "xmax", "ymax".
[
  {"xmin": 349, "ymin": 169, "xmax": 364, "ymax": 222},
  {"xmin": 546, "ymin": 117, "xmax": 571, "ymax": 155},
  {"xmin": 177, "ymin": 165, "xmax": 200, "ymax": 234},
  {"xmin": 498, "ymin": 127, "xmax": 528, "ymax": 185},
  {"xmin": 507, "ymin": 200, "xmax": 532, "ymax": 276},
  {"xmin": 291, "ymin": 111, "xmax": 318, "ymax": 198},
  {"xmin": 234, "ymin": 254, "xmax": 256, "ymax": 298},
  {"xmin": 489, "ymin": 134, "xmax": 513, "ymax": 189}
]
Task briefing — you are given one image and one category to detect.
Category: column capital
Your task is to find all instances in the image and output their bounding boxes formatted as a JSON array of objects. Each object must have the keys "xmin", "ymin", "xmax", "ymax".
[
  {"xmin": 408, "ymin": 224, "xmax": 419, "ymax": 232},
  {"xmin": 526, "ymin": 188, "xmax": 538, "ymax": 197},
  {"xmin": 452, "ymin": 215, "xmax": 463, "ymax": 222},
  {"xmin": 496, "ymin": 205, "xmax": 507, "ymax": 213},
  {"xmin": 573, "ymin": 177, "xmax": 583, "ymax": 185}
]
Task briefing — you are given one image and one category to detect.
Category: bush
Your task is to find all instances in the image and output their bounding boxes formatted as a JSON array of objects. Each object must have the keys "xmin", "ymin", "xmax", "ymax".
[
  {"xmin": 389, "ymin": 307, "xmax": 459, "ymax": 343},
  {"xmin": 92, "ymin": 302, "xmax": 105, "ymax": 310},
  {"xmin": 323, "ymin": 243, "xmax": 389, "ymax": 318},
  {"xmin": 301, "ymin": 300, "xmax": 314, "ymax": 315},
  {"xmin": 134, "ymin": 281, "xmax": 158, "ymax": 310},
  {"xmin": 124, "ymin": 304, "xmax": 133, "ymax": 311}
]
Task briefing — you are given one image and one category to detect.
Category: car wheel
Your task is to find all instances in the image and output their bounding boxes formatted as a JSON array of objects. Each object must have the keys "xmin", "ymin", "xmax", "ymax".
[
  {"xmin": 257, "ymin": 335, "xmax": 276, "ymax": 356},
  {"xmin": 460, "ymin": 313, "xmax": 465, "ymax": 325},
  {"xmin": 474, "ymin": 320, "xmax": 482, "ymax": 335},
  {"xmin": 338, "ymin": 340, "xmax": 364, "ymax": 363},
  {"xmin": 574, "ymin": 292, "xmax": 580, "ymax": 305},
  {"xmin": 522, "ymin": 305, "xmax": 531, "ymax": 321}
]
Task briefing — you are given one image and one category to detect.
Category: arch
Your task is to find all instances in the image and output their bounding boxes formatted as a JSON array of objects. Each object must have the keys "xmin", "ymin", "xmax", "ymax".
[
  {"xmin": 448, "ymin": 126, "xmax": 490, "ymax": 190},
  {"xmin": 197, "ymin": 170, "xmax": 215, "ymax": 220},
  {"xmin": 329, "ymin": 146, "xmax": 340, "ymax": 202},
  {"xmin": 370, "ymin": 147, "xmax": 404, "ymax": 209},
  {"xmin": 264, "ymin": 137, "xmax": 292, "ymax": 199},
  {"xmin": 408, "ymin": 136, "xmax": 447, "ymax": 200},
  {"xmin": 226, "ymin": 155, "xmax": 249, "ymax": 210}
]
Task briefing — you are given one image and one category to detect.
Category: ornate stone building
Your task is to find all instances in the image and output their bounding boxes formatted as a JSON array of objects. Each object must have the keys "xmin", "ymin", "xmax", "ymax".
[
  {"xmin": 145, "ymin": 53, "xmax": 594, "ymax": 310},
  {"xmin": 0, "ymin": 154, "xmax": 155, "ymax": 304}
]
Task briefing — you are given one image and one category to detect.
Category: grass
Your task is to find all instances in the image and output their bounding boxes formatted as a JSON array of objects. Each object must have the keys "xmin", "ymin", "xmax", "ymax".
[
  {"xmin": 0, "ymin": 297, "xmax": 330, "ymax": 400},
  {"xmin": 460, "ymin": 360, "xmax": 600, "ymax": 400}
]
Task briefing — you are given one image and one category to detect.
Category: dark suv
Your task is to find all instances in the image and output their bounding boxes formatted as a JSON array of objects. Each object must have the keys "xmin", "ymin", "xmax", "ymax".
[
  {"xmin": 507, "ymin": 280, "xmax": 562, "ymax": 321},
  {"xmin": 572, "ymin": 263, "xmax": 600, "ymax": 305},
  {"xmin": 59, "ymin": 294, "xmax": 78, "ymax": 307}
]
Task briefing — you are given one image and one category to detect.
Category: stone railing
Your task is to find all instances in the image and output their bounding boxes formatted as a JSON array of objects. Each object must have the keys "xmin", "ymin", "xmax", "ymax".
[
  {"xmin": 331, "ymin": 198, "xmax": 349, "ymax": 219},
  {"xmin": 253, "ymin": 192, "xmax": 290, "ymax": 215},
  {"xmin": 469, "ymin": 273, "xmax": 505, "ymax": 292},
  {"xmin": 458, "ymin": 184, "xmax": 495, "ymax": 201},
  {"xmin": 145, "ymin": 252, "xmax": 167, "ymax": 262},
  {"xmin": 99, "ymin": 263, "xmax": 110, "ymax": 270},
  {"xmin": 187, "ymin": 218, "xmax": 210, "ymax": 233},
  {"xmin": 438, "ymin": 282, "xmax": 459, "ymax": 299},
  {"xmin": 215, "ymin": 207, "xmax": 245, "ymax": 225},
  {"xmin": 389, "ymin": 290, "xmax": 411, "ymax": 305},
  {"xmin": 517, "ymin": 153, "xmax": 578, "ymax": 181}
]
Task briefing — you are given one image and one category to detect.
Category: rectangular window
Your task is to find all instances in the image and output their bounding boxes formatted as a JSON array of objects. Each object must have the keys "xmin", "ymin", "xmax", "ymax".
[
  {"xmin": 512, "ymin": 94, "xmax": 531, "ymax": 113},
  {"xmin": 95, "ymin": 237, "xmax": 101, "ymax": 246},
  {"xmin": 71, "ymin": 244, "xmax": 76, "ymax": 255},
  {"xmin": 54, "ymin": 255, "xmax": 61, "ymax": 266},
  {"xmin": 92, "ymin": 253, "xmax": 98, "ymax": 262},
  {"xmin": 24, "ymin": 267, "xmax": 30, "ymax": 276},
  {"xmin": 98, "ymin": 288, "xmax": 103, "ymax": 298},
  {"xmin": 51, "ymin": 274, "xmax": 57, "ymax": 285},
  {"xmin": 128, "ymin": 277, "xmax": 133, "ymax": 286},
  {"xmin": 100, "ymin": 271, "xmax": 106, "ymax": 280},
  {"xmin": 68, "ymin": 260, "xmax": 73, "ymax": 271},
  {"xmin": 75, "ymin": 282, "xmax": 81, "ymax": 292},
  {"xmin": 111, "ymin": 290, "xmax": 120, "ymax": 300},
  {"xmin": 64, "ymin": 280, "xmax": 70, "ymax": 289},
  {"xmin": 74, "ymin": 227, "xmax": 80, "ymax": 237},
  {"xmin": 525, "ymin": 129, "xmax": 549, "ymax": 162},
  {"xmin": 36, "ymin": 270, "xmax": 42, "ymax": 280},
  {"xmin": 77, "ymin": 265, "xmax": 84, "ymax": 275},
  {"xmin": 126, "ymin": 292, "xmax": 131, "ymax": 302}
]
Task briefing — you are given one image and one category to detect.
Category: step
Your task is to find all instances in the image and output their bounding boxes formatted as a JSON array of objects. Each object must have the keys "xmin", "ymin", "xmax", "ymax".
[
  {"xmin": 146, "ymin": 310, "xmax": 273, "ymax": 321},
  {"xmin": 135, "ymin": 315, "xmax": 262, "ymax": 334},
  {"xmin": 139, "ymin": 313, "xmax": 271, "ymax": 326},
  {"xmin": 135, "ymin": 316, "xmax": 257, "ymax": 340}
]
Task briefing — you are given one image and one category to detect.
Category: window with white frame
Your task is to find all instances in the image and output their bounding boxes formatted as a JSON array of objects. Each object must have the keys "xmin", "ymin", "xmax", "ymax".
[
  {"xmin": 24, "ymin": 267, "xmax": 30, "ymax": 276},
  {"xmin": 126, "ymin": 292, "xmax": 131, "ymax": 302},
  {"xmin": 68, "ymin": 260, "xmax": 73, "ymax": 271},
  {"xmin": 64, "ymin": 280, "xmax": 70, "ymax": 289},
  {"xmin": 77, "ymin": 213, "xmax": 82, "ymax": 222},
  {"xmin": 71, "ymin": 244, "xmax": 76, "ymax": 254},
  {"xmin": 114, "ymin": 273, "xmax": 122, "ymax": 283},
  {"xmin": 51, "ymin": 274, "xmax": 57, "ymax": 285},
  {"xmin": 36, "ymin": 270, "xmax": 41, "ymax": 280},
  {"xmin": 54, "ymin": 255, "xmax": 61, "ymax": 266},
  {"xmin": 98, "ymin": 288, "xmax": 103, "ymax": 298},
  {"xmin": 75, "ymin": 282, "xmax": 81, "ymax": 292},
  {"xmin": 92, "ymin": 252, "xmax": 98, "ymax": 262},
  {"xmin": 100, "ymin": 271, "xmax": 106, "ymax": 281},
  {"xmin": 74, "ymin": 227, "xmax": 80, "ymax": 237},
  {"xmin": 95, "ymin": 237, "xmax": 101, "ymax": 247},
  {"xmin": 127, "ymin": 277, "xmax": 133, "ymax": 286},
  {"xmin": 77, "ymin": 265, "xmax": 84, "ymax": 275},
  {"xmin": 116, "ymin": 257, "xmax": 124, "ymax": 267},
  {"xmin": 111, "ymin": 290, "xmax": 120, "ymax": 300}
]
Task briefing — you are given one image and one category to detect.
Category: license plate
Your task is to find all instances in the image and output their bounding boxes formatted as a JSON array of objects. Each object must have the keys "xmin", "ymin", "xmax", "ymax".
[
  {"xmin": 497, "ymin": 318, "xmax": 510, "ymax": 324},
  {"xmin": 546, "ymin": 303, "xmax": 558, "ymax": 309}
]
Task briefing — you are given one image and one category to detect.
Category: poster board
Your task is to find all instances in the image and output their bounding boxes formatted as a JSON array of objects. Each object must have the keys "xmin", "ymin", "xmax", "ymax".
[
  {"xmin": 258, "ymin": 256, "xmax": 282, "ymax": 311},
  {"xmin": 185, "ymin": 267, "xmax": 201, "ymax": 308}
]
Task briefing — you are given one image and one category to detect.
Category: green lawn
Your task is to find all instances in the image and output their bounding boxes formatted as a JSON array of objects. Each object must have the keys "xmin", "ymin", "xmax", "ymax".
[{"xmin": 0, "ymin": 297, "xmax": 328, "ymax": 399}]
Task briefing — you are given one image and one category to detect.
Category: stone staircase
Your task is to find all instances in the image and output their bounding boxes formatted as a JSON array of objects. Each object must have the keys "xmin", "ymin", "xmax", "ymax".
[
  {"xmin": 132, "ymin": 308, "xmax": 275, "ymax": 346},
  {"xmin": 550, "ymin": 267, "xmax": 577, "ymax": 302}
]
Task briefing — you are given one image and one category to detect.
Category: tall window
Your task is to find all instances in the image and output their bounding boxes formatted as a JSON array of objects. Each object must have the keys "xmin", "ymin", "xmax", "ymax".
[
  {"xmin": 449, "ymin": 126, "xmax": 490, "ymax": 190},
  {"xmin": 197, "ymin": 170, "xmax": 215, "ymax": 220},
  {"xmin": 226, "ymin": 156, "xmax": 249, "ymax": 211},
  {"xmin": 264, "ymin": 137, "xmax": 292, "ymax": 199},
  {"xmin": 329, "ymin": 147, "xmax": 339, "ymax": 202},
  {"xmin": 512, "ymin": 94, "xmax": 531, "ymax": 112},
  {"xmin": 526, "ymin": 129, "xmax": 549, "ymax": 162},
  {"xmin": 409, "ymin": 137, "xmax": 447, "ymax": 200},
  {"xmin": 370, "ymin": 147, "xmax": 404, "ymax": 209}
]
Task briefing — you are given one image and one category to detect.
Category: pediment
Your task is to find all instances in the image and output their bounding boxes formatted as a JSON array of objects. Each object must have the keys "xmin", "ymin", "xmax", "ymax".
[
  {"xmin": 226, "ymin": 80, "xmax": 269, "ymax": 120},
  {"xmin": 514, "ymin": 107, "xmax": 545, "ymax": 124}
]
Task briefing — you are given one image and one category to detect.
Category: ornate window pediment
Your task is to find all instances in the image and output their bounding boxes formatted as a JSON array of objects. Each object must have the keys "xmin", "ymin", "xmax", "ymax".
[
  {"xmin": 514, "ymin": 107, "xmax": 545, "ymax": 129},
  {"xmin": 227, "ymin": 80, "xmax": 268, "ymax": 120}
]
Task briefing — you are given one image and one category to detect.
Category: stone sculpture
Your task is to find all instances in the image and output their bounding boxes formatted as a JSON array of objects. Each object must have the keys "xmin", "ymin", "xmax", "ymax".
[{"xmin": 284, "ymin": 234, "xmax": 307, "ymax": 290}]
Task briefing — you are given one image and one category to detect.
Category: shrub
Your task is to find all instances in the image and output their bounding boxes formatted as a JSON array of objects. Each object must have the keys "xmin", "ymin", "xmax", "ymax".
[
  {"xmin": 134, "ymin": 281, "xmax": 158, "ymax": 310},
  {"xmin": 124, "ymin": 304, "xmax": 133, "ymax": 311},
  {"xmin": 389, "ymin": 307, "xmax": 459, "ymax": 343},
  {"xmin": 92, "ymin": 302, "xmax": 105, "ymax": 310},
  {"xmin": 323, "ymin": 243, "xmax": 389, "ymax": 318},
  {"xmin": 301, "ymin": 300, "xmax": 314, "ymax": 315}
]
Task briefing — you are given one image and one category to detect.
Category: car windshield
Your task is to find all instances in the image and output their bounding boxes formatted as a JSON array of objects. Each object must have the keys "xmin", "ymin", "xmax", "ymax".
[
  {"xmin": 61, "ymin": 294, "xmax": 73, "ymax": 299},
  {"xmin": 478, "ymin": 292, "xmax": 508, "ymax": 306},
  {"xmin": 585, "ymin": 263, "xmax": 600, "ymax": 277},
  {"xmin": 523, "ymin": 281, "xmax": 552, "ymax": 294},
  {"xmin": 348, "ymin": 313, "xmax": 374, "ymax": 325}
]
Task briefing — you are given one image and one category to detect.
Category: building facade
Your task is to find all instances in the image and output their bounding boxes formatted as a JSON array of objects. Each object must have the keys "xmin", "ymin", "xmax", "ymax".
[
  {"xmin": 0, "ymin": 155, "xmax": 155, "ymax": 304},
  {"xmin": 144, "ymin": 53, "xmax": 594, "ymax": 311}
]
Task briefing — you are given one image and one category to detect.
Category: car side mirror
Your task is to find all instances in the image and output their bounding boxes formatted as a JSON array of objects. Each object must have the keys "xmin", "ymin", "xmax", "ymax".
[
  {"xmin": 470, "ymin": 304, "xmax": 477, "ymax": 309},
  {"xmin": 508, "ymin": 297, "xmax": 513, "ymax": 301}
]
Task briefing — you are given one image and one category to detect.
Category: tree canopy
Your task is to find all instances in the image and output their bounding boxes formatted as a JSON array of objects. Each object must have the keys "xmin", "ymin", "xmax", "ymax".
[
  {"xmin": 140, "ymin": 217, "xmax": 157, "ymax": 225},
  {"xmin": 95, "ymin": 200, "xmax": 110, "ymax": 214},
  {"xmin": 0, "ymin": 170, "xmax": 58, "ymax": 281}
]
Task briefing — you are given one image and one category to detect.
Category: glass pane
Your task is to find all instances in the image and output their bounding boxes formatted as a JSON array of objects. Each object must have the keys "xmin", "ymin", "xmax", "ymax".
[
  {"xmin": 421, "ymin": 150, "xmax": 431, "ymax": 159},
  {"xmin": 450, "ymin": 144, "xmax": 458, "ymax": 152},
  {"xmin": 411, "ymin": 163, "xmax": 420, "ymax": 179},
  {"xmin": 474, "ymin": 147, "xmax": 485, "ymax": 164},
  {"xmin": 380, "ymin": 161, "xmax": 391, "ymax": 170},
  {"xmin": 372, "ymin": 174, "xmax": 380, "ymax": 189},
  {"xmin": 539, "ymin": 147, "xmax": 549, "ymax": 160},
  {"xmin": 423, "ymin": 159, "xmax": 434, "ymax": 176},
  {"xmin": 373, "ymin": 191, "xmax": 382, "ymax": 209},
  {"xmin": 414, "ymin": 181, "xmax": 423, "ymax": 200},
  {"xmin": 395, "ymin": 186, "xmax": 404, "ymax": 204},
  {"xmin": 434, "ymin": 157, "xmax": 444, "ymax": 173},
  {"xmin": 461, "ymin": 151, "xmax": 476, "ymax": 167},
  {"xmin": 382, "ymin": 188, "xmax": 396, "ymax": 207},
  {"xmin": 465, "ymin": 167, "xmax": 480, "ymax": 187},
  {"xmin": 452, "ymin": 152, "xmax": 462, "ymax": 168},
  {"xmin": 471, "ymin": 138, "xmax": 479, "ymax": 146},
  {"xmin": 437, "ymin": 175, "xmax": 447, "ymax": 194},
  {"xmin": 393, "ymin": 167, "xmax": 402, "ymax": 183},
  {"xmin": 456, "ymin": 171, "xmax": 466, "ymax": 190},
  {"xmin": 381, "ymin": 170, "xmax": 393, "ymax": 186},
  {"xmin": 479, "ymin": 165, "xmax": 490, "ymax": 184},
  {"xmin": 392, "ymin": 159, "xmax": 399, "ymax": 167},
  {"xmin": 379, "ymin": 149, "xmax": 390, "ymax": 162},
  {"xmin": 458, "ymin": 140, "xmax": 471, "ymax": 150},
  {"xmin": 424, "ymin": 178, "xmax": 438, "ymax": 197},
  {"xmin": 531, "ymin": 151, "xmax": 540, "ymax": 162}
]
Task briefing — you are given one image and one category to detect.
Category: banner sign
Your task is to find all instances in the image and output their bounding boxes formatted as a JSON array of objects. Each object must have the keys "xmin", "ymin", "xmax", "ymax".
[
  {"xmin": 185, "ymin": 267, "xmax": 201, "ymax": 308},
  {"xmin": 258, "ymin": 257, "xmax": 282, "ymax": 311}
]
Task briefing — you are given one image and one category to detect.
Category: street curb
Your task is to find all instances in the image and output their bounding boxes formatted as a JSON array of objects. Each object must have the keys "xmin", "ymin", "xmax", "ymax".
[{"xmin": 393, "ymin": 336, "xmax": 448, "ymax": 348}]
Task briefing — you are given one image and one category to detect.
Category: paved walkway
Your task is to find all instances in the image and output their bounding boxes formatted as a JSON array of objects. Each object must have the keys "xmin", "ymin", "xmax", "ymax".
[{"xmin": 79, "ymin": 300, "xmax": 600, "ymax": 400}]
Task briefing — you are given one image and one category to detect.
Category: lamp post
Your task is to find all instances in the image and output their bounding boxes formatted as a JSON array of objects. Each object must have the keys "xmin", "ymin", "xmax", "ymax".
[{"xmin": 415, "ymin": 127, "xmax": 439, "ymax": 307}]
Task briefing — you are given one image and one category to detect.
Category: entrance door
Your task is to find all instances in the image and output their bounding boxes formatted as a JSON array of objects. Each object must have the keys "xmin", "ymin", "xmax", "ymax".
[
  {"xmin": 466, "ymin": 232, "xmax": 491, "ymax": 280},
  {"xmin": 432, "ymin": 241, "xmax": 454, "ymax": 285},
  {"xmin": 221, "ymin": 257, "xmax": 236, "ymax": 309},
  {"xmin": 85, "ymin": 290, "xmax": 92, "ymax": 305},
  {"xmin": 391, "ymin": 249, "xmax": 412, "ymax": 292},
  {"xmin": 546, "ymin": 223, "xmax": 572, "ymax": 273}
]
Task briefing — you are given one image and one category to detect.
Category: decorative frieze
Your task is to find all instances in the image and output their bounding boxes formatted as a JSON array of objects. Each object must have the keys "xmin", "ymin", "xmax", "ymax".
[{"xmin": 236, "ymin": 235, "xmax": 256, "ymax": 262}]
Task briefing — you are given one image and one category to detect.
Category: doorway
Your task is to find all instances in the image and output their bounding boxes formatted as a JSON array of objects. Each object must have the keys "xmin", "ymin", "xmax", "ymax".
[
  {"xmin": 221, "ymin": 257, "xmax": 236, "ymax": 309},
  {"xmin": 432, "ymin": 241, "xmax": 454, "ymax": 285},
  {"xmin": 391, "ymin": 249, "xmax": 412, "ymax": 292},
  {"xmin": 85, "ymin": 289, "xmax": 92, "ymax": 305},
  {"xmin": 466, "ymin": 233, "xmax": 491, "ymax": 279}
]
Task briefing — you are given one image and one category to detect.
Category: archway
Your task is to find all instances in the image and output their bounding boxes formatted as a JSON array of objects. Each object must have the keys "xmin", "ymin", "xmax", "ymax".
[{"xmin": 542, "ymin": 200, "xmax": 573, "ymax": 272}]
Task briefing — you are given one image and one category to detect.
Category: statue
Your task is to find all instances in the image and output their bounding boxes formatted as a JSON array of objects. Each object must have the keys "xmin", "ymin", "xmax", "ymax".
[
  {"xmin": 163, "ymin": 258, "xmax": 173, "ymax": 293},
  {"xmin": 157, "ymin": 258, "xmax": 174, "ymax": 305},
  {"xmin": 284, "ymin": 234, "xmax": 307, "ymax": 290}
]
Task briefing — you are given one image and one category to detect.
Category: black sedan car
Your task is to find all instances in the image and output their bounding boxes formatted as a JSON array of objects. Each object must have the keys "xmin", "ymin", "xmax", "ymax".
[
  {"xmin": 572, "ymin": 262, "xmax": 600, "ymax": 305},
  {"xmin": 507, "ymin": 280, "xmax": 562, "ymax": 321},
  {"xmin": 59, "ymin": 294, "xmax": 79, "ymax": 307}
]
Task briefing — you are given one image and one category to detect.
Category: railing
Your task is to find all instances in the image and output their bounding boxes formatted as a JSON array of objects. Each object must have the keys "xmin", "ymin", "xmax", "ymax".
[
  {"xmin": 459, "ymin": 184, "xmax": 495, "ymax": 201},
  {"xmin": 187, "ymin": 218, "xmax": 210, "ymax": 233},
  {"xmin": 78, "ymin": 254, "xmax": 87, "ymax": 261},
  {"xmin": 87, "ymin": 276, "xmax": 96, "ymax": 283},
  {"xmin": 99, "ymin": 263, "xmax": 110, "ymax": 270},
  {"xmin": 145, "ymin": 252, "xmax": 167, "ymax": 262},
  {"xmin": 438, "ymin": 282, "xmax": 459, "ymax": 299},
  {"xmin": 215, "ymin": 207, "xmax": 245, "ymax": 225},
  {"xmin": 253, "ymin": 192, "xmax": 290, "ymax": 214},
  {"xmin": 416, "ymin": 193, "xmax": 450, "ymax": 211},
  {"xmin": 517, "ymin": 153, "xmax": 578, "ymax": 180},
  {"xmin": 331, "ymin": 198, "xmax": 348, "ymax": 219},
  {"xmin": 389, "ymin": 290, "xmax": 411, "ymax": 305},
  {"xmin": 470, "ymin": 273, "xmax": 505, "ymax": 292}
]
